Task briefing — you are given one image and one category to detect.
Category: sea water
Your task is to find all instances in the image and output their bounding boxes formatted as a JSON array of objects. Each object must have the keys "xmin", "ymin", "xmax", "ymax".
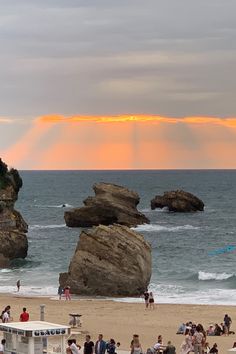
[{"xmin": 1, "ymin": 170, "xmax": 236, "ymax": 305}]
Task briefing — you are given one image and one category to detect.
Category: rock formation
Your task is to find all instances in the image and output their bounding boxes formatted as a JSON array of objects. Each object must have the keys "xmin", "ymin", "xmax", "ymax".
[
  {"xmin": 64, "ymin": 182, "xmax": 149, "ymax": 228},
  {"xmin": 59, "ymin": 224, "xmax": 152, "ymax": 296},
  {"xmin": 151, "ymin": 190, "xmax": 204, "ymax": 212},
  {"xmin": 0, "ymin": 158, "xmax": 28, "ymax": 267}
]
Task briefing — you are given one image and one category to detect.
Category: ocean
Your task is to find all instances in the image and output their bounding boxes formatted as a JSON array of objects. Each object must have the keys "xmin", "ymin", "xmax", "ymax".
[{"xmin": 1, "ymin": 170, "xmax": 236, "ymax": 305}]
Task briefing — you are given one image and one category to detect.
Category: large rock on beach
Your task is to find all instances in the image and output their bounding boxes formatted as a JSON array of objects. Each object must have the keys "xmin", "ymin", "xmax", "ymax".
[
  {"xmin": 0, "ymin": 158, "xmax": 28, "ymax": 267},
  {"xmin": 151, "ymin": 190, "xmax": 204, "ymax": 212},
  {"xmin": 59, "ymin": 224, "xmax": 152, "ymax": 296},
  {"xmin": 64, "ymin": 182, "xmax": 149, "ymax": 228}
]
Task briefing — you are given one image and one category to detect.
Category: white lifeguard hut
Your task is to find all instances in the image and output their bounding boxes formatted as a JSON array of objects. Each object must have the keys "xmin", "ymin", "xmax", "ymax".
[{"xmin": 0, "ymin": 321, "xmax": 70, "ymax": 354}]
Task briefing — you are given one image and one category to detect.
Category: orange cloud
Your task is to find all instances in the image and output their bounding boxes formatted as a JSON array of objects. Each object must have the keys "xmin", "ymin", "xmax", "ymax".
[
  {"xmin": 37, "ymin": 114, "xmax": 236, "ymax": 127},
  {"xmin": 2, "ymin": 114, "xmax": 236, "ymax": 169}
]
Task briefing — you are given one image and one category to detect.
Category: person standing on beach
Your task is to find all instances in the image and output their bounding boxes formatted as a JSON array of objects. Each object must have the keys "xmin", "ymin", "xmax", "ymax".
[
  {"xmin": 58, "ymin": 285, "xmax": 64, "ymax": 300},
  {"xmin": 143, "ymin": 291, "xmax": 149, "ymax": 309},
  {"xmin": 192, "ymin": 325, "xmax": 204, "ymax": 354},
  {"xmin": 64, "ymin": 286, "xmax": 71, "ymax": 301},
  {"xmin": 95, "ymin": 334, "xmax": 106, "ymax": 354},
  {"xmin": 148, "ymin": 292, "xmax": 155, "ymax": 309},
  {"xmin": 67, "ymin": 339, "xmax": 80, "ymax": 354},
  {"xmin": 16, "ymin": 279, "xmax": 21, "ymax": 292},
  {"xmin": 130, "ymin": 335, "xmax": 142, "ymax": 354},
  {"xmin": 107, "ymin": 339, "xmax": 116, "ymax": 354},
  {"xmin": 84, "ymin": 335, "xmax": 94, "ymax": 354},
  {"xmin": 224, "ymin": 314, "xmax": 232, "ymax": 335},
  {"xmin": 19, "ymin": 307, "xmax": 29, "ymax": 322}
]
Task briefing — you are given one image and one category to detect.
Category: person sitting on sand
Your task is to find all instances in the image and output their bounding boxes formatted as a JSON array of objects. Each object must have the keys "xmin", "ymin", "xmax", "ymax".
[
  {"xmin": 207, "ymin": 325, "xmax": 215, "ymax": 336},
  {"xmin": 153, "ymin": 339, "xmax": 166, "ymax": 353},
  {"xmin": 164, "ymin": 341, "xmax": 176, "ymax": 354},
  {"xmin": 214, "ymin": 324, "xmax": 223, "ymax": 336},
  {"xmin": 203, "ymin": 342, "xmax": 210, "ymax": 354},
  {"xmin": 176, "ymin": 323, "xmax": 186, "ymax": 334},
  {"xmin": 232, "ymin": 342, "xmax": 236, "ymax": 348},
  {"xmin": 209, "ymin": 343, "xmax": 218, "ymax": 354},
  {"xmin": 19, "ymin": 307, "xmax": 29, "ymax": 322}
]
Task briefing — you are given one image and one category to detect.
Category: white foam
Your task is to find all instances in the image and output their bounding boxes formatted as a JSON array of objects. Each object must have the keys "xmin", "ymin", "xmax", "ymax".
[
  {"xmin": 0, "ymin": 285, "xmax": 58, "ymax": 297},
  {"xmin": 133, "ymin": 224, "xmax": 199, "ymax": 232},
  {"xmin": 29, "ymin": 224, "xmax": 66, "ymax": 230},
  {"xmin": 35, "ymin": 204, "xmax": 73, "ymax": 208},
  {"xmin": 198, "ymin": 271, "xmax": 233, "ymax": 281}
]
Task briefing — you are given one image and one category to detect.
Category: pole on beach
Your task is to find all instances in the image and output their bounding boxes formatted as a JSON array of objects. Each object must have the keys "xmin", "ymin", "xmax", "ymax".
[
  {"xmin": 40, "ymin": 304, "xmax": 45, "ymax": 321},
  {"xmin": 40, "ymin": 304, "xmax": 47, "ymax": 350}
]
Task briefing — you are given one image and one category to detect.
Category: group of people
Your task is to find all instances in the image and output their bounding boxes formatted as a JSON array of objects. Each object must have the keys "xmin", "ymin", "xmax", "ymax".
[
  {"xmin": 145, "ymin": 334, "xmax": 176, "ymax": 354},
  {"xmin": 206, "ymin": 315, "xmax": 233, "ymax": 336},
  {"xmin": 66, "ymin": 334, "xmax": 120, "ymax": 354},
  {"xmin": 58, "ymin": 285, "xmax": 72, "ymax": 300},
  {"xmin": 179, "ymin": 324, "xmax": 219, "ymax": 354},
  {"xmin": 143, "ymin": 291, "xmax": 155, "ymax": 309},
  {"xmin": 0, "ymin": 305, "xmax": 29, "ymax": 323}
]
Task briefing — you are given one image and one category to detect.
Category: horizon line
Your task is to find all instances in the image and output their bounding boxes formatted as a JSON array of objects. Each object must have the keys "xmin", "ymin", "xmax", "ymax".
[{"xmin": 18, "ymin": 168, "xmax": 236, "ymax": 171}]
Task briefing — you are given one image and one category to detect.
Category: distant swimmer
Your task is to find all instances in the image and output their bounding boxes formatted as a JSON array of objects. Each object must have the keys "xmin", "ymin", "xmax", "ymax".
[
  {"xmin": 62, "ymin": 204, "xmax": 66, "ymax": 207},
  {"xmin": 16, "ymin": 280, "xmax": 21, "ymax": 292}
]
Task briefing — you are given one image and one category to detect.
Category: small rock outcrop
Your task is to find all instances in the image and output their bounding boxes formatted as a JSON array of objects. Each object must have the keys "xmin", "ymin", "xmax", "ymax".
[
  {"xmin": 151, "ymin": 190, "xmax": 204, "ymax": 212},
  {"xmin": 59, "ymin": 224, "xmax": 152, "ymax": 296},
  {"xmin": 0, "ymin": 158, "xmax": 28, "ymax": 267},
  {"xmin": 64, "ymin": 182, "xmax": 149, "ymax": 228}
]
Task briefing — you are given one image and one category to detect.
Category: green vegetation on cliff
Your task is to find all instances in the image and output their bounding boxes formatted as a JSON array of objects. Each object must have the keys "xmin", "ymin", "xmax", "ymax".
[{"xmin": 0, "ymin": 158, "xmax": 22, "ymax": 192}]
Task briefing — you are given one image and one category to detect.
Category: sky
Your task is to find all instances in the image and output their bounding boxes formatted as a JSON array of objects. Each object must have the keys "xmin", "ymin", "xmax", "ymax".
[{"xmin": 0, "ymin": 0, "xmax": 236, "ymax": 169}]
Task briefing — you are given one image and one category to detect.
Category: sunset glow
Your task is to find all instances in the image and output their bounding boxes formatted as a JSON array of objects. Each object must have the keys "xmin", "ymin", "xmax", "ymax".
[{"xmin": 1, "ymin": 114, "xmax": 236, "ymax": 170}]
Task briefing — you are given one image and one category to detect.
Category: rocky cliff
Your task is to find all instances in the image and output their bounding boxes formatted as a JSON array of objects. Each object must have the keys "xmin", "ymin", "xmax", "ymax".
[
  {"xmin": 59, "ymin": 224, "xmax": 152, "ymax": 296},
  {"xmin": 151, "ymin": 190, "xmax": 204, "ymax": 212},
  {"xmin": 0, "ymin": 159, "xmax": 28, "ymax": 267},
  {"xmin": 65, "ymin": 182, "xmax": 149, "ymax": 228}
]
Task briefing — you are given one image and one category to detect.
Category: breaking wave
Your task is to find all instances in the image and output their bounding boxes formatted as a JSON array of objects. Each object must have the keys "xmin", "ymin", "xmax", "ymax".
[
  {"xmin": 35, "ymin": 203, "xmax": 73, "ymax": 208},
  {"xmin": 133, "ymin": 224, "xmax": 200, "ymax": 232},
  {"xmin": 198, "ymin": 271, "xmax": 234, "ymax": 281},
  {"xmin": 29, "ymin": 224, "xmax": 66, "ymax": 230}
]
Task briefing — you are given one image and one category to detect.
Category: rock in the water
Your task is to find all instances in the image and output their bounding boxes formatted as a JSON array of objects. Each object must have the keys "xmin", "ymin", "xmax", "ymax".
[
  {"xmin": 0, "ymin": 158, "xmax": 28, "ymax": 267},
  {"xmin": 65, "ymin": 182, "xmax": 149, "ymax": 228},
  {"xmin": 59, "ymin": 224, "xmax": 152, "ymax": 296},
  {"xmin": 151, "ymin": 190, "xmax": 204, "ymax": 212}
]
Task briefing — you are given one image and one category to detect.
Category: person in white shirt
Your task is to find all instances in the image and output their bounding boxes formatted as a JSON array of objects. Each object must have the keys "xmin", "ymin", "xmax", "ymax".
[
  {"xmin": 67, "ymin": 339, "xmax": 80, "ymax": 354},
  {"xmin": 0, "ymin": 339, "xmax": 6, "ymax": 354},
  {"xmin": 2, "ymin": 311, "xmax": 10, "ymax": 323},
  {"xmin": 153, "ymin": 340, "xmax": 165, "ymax": 353}
]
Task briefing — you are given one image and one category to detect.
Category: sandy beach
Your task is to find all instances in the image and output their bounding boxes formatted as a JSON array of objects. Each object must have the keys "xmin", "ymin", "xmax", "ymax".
[{"xmin": 0, "ymin": 294, "xmax": 234, "ymax": 353}]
